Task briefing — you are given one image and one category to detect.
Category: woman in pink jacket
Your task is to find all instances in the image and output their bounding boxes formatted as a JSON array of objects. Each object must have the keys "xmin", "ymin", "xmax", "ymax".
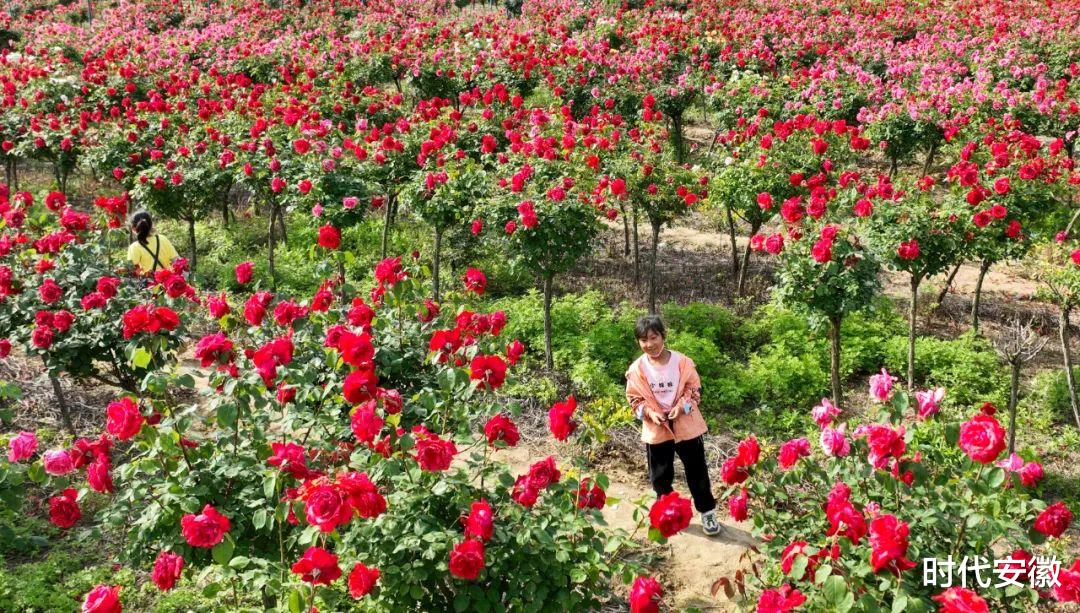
[{"xmin": 625, "ymin": 314, "xmax": 722, "ymax": 536}]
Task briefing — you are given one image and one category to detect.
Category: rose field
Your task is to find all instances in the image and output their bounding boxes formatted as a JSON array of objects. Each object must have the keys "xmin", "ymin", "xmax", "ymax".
[{"xmin": 1, "ymin": 0, "xmax": 1080, "ymax": 610}]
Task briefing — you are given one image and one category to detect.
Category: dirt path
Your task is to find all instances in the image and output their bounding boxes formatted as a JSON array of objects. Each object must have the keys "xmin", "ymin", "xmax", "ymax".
[
  {"xmin": 496, "ymin": 440, "xmax": 756, "ymax": 610},
  {"xmin": 656, "ymin": 216, "xmax": 1041, "ymax": 302}
]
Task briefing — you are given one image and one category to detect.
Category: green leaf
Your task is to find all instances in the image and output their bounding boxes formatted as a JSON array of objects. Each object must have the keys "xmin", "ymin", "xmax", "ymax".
[
  {"xmin": 229, "ymin": 556, "xmax": 250, "ymax": 569},
  {"xmin": 217, "ymin": 403, "xmax": 238, "ymax": 428},
  {"xmin": 569, "ymin": 568, "xmax": 588, "ymax": 583},
  {"xmin": 986, "ymin": 468, "xmax": 1006, "ymax": 488},
  {"xmin": 131, "ymin": 346, "xmax": 152, "ymax": 369},
  {"xmin": 253, "ymin": 508, "xmax": 268, "ymax": 530},
  {"xmin": 27, "ymin": 462, "xmax": 46, "ymax": 484},
  {"xmin": 891, "ymin": 593, "xmax": 908, "ymax": 613},
  {"xmin": 823, "ymin": 575, "xmax": 847, "ymax": 604},
  {"xmin": 202, "ymin": 582, "xmax": 223, "ymax": 598},
  {"xmin": 212, "ymin": 538, "xmax": 235, "ymax": 566},
  {"xmin": 287, "ymin": 589, "xmax": 304, "ymax": 613}
]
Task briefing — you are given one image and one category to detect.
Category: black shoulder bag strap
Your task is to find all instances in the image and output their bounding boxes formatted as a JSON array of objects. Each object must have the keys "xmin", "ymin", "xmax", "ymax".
[{"xmin": 141, "ymin": 235, "xmax": 166, "ymax": 274}]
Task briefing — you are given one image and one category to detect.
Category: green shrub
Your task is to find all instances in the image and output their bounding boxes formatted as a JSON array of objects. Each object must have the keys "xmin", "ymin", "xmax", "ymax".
[
  {"xmin": 884, "ymin": 332, "xmax": 1007, "ymax": 409},
  {"xmin": 660, "ymin": 301, "xmax": 740, "ymax": 351},
  {"xmin": 1022, "ymin": 367, "xmax": 1080, "ymax": 427},
  {"xmin": 744, "ymin": 345, "xmax": 831, "ymax": 412}
]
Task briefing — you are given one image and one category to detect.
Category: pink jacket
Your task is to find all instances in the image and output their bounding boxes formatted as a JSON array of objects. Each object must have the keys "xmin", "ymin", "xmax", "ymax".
[{"xmin": 625, "ymin": 351, "xmax": 708, "ymax": 444}]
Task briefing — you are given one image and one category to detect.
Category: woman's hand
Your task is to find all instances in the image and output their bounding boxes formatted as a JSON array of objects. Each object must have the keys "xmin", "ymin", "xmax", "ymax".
[
  {"xmin": 646, "ymin": 410, "xmax": 667, "ymax": 426},
  {"xmin": 666, "ymin": 406, "xmax": 680, "ymax": 421}
]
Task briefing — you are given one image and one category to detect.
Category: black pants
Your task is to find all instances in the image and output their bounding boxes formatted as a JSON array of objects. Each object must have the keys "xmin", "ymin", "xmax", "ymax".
[{"xmin": 646, "ymin": 436, "xmax": 716, "ymax": 513}]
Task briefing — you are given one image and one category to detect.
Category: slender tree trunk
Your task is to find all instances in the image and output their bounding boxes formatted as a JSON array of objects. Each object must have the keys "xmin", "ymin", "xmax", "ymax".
[
  {"xmin": 725, "ymin": 204, "xmax": 739, "ymax": 274},
  {"xmin": 736, "ymin": 222, "xmax": 760, "ymax": 296},
  {"xmin": 1007, "ymin": 359, "xmax": 1020, "ymax": 454},
  {"xmin": 648, "ymin": 219, "xmax": 661, "ymax": 314},
  {"xmin": 908, "ymin": 275, "xmax": 921, "ymax": 389},
  {"xmin": 669, "ymin": 111, "xmax": 686, "ymax": 164},
  {"xmin": 935, "ymin": 261, "xmax": 962, "ymax": 307},
  {"xmin": 47, "ymin": 368, "xmax": 76, "ymax": 436},
  {"xmin": 922, "ymin": 141, "xmax": 937, "ymax": 176},
  {"xmin": 971, "ymin": 259, "xmax": 991, "ymax": 334},
  {"xmin": 632, "ymin": 206, "xmax": 640, "ymax": 282},
  {"xmin": 380, "ymin": 193, "xmax": 395, "ymax": 259},
  {"xmin": 1060, "ymin": 306, "xmax": 1080, "ymax": 431},
  {"xmin": 889, "ymin": 156, "xmax": 898, "ymax": 178},
  {"xmin": 267, "ymin": 204, "xmax": 277, "ymax": 289},
  {"xmin": 187, "ymin": 217, "xmax": 198, "ymax": 275},
  {"xmin": 620, "ymin": 202, "xmax": 630, "ymax": 257},
  {"xmin": 432, "ymin": 226, "xmax": 443, "ymax": 302},
  {"xmin": 829, "ymin": 314, "xmax": 843, "ymax": 406},
  {"xmin": 337, "ymin": 259, "xmax": 347, "ymax": 302},
  {"xmin": 542, "ymin": 275, "xmax": 554, "ymax": 370},
  {"xmin": 276, "ymin": 207, "xmax": 288, "ymax": 244}
]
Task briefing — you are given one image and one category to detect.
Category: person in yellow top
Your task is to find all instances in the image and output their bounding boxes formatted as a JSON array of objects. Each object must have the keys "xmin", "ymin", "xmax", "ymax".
[{"xmin": 127, "ymin": 211, "xmax": 178, "ymax": 275}]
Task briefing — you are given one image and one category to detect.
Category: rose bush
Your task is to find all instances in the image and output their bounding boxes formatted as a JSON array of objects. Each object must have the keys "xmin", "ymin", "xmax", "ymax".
[{"xmin": 716, "ymin": 373, "xmax": 1076, "ymax": 611}]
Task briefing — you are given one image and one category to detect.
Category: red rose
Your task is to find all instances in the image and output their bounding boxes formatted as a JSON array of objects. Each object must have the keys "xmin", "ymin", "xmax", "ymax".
[
  {"xmin": 106, "ymin": 397, "xmax": 144, "ymax": 441},
  {"xmin": 413, "ymin": 431, "xmax": 457, "ymax": 472},
  {"xmin": 511, "ymin": 474, "xmax": 540, "ymax": 507},
  {"xmin": 267, "ymin": 442, "xmax": 309, "ymax": 479},
  {"xmin": 243, "ymin": 291, "xmax": 272, "ymax": 326},
  {"xmin": 39, "ymin": 278, "xmax": 63, "ymax": 304},
  {"xmin": 87, "ymin": 457, "xmax": 114, "ymax": 493},
  {"xmin": 350, "ymin": 402, "xmax": 384, "ymax": 444},
  {"xmin": 728, "ymin": 488, "xmax": 748, "ymax": 521},
  {"xmin": 897, "ymin": 240, "xmax": 920, "ymax": 260},
  {"xmin": 462, "ymin": 267, "xmax": 487, "ymax": 295},
  {"xmin": 235, "ymin": 261, "xmax": 254, "ymax": 284},
  {"xmin": 720, "ymin": 457, "xmax": 749, "ymax": 485},
  {"xmin": 649, "ymin": 492, "xmax": 692, "ymax": 538},
  {"xmin": 1033, "ymin": 501, "xmax": 1073, "ymax": 538},
  {"xmin": 343, "ymin": 367, "xmax": 379, "ymax": 404},
  {"xmin": 300, "ymin": 479, "xmax": 353, "ymax": 533},
  {"xmin": 373, "ymin": 257, "xmax": 406, "ymax": 286},
  {"xmin": 736, "ymin": 436, "xmax": 761, "ymax": 467},
  {"xmin": 448, "ymin": 539, "xmax": 485, "ymax": 580},
  {"xmin": 756, "ymin": 584, "xmax": 805, "ymax": 612},
  {"xmin": 506, "ymin": 339, "xmax": 525, "ymax": 365},
  {"xmin": 547, "ymin": 395, "xmax": 578, "ymax": 441},
  {"xmin": 193, "ymin": 333, "xmax": 234, "ymax": 369},
  {"xmin": 629, "ymin": 576, "xmax": 663, "ymax": 613},
  {"xmin": 180, "ymin": 504, "xmax": 231, "ymax": 548},
  {"xmin": 31, "ymin": 325, "xmax": 54, "ymax": 348},
  {"xmin": 0, "ymin": 338, "xmax": 10, "ymax": 357},
  {"xmin": 1054, "ymin": 559, "xmax": 1080, "ymax": 603},
  {"xmin": 777, "ymin": 438, "xmax": 810, "ymax": 469},
  {"xmin": 336, "ymin": 472, "xmax": 386, "ymax": 519},
  {"xmin": 151, "ymin": 551, "xmax": 184, "ymax": 592},
  {"xmin": 317, "ymin": 224, "xmax": 341, "ymax": 250},
  {"xmin": 96, "ymin": 276, "xmax": 120, "ymax": 298},
  {"xmin": 932, "ymin": 587, "xmax": 989, "ymax": 613},
  {"xmin": 337, "ymin": 331, "xmax": 374, "ymax": 368},
  {"xmin": 483, "ymin": 414, "xmax": 520, "ymax": 448},
  {"xmin": 577, "ymin": 478, "xmax": 606, "ymax": 510},
  {"xmin": 958, "ymin": 413, "xmax": 1006, "ymax": 464},
  {"xmin": 470, "ymin": 354, "xmax": 507, "ymax": 391},
  {"xmin": 48, "ymin": 488, "xmax": 81, "ymax": 528},
  {"xmin": 526, "ymin": 456, "xmax": 561, "ymax": 489},
  {"xmin": 81, "ymin": 585, "xmax": 121, "ymax": 613},
  {"xmin": 52, "ymin": 309, "xmax": 75, "ymax": 331},
  {"xmin": 348, "ymin": 563, "xmax": 380, "ymax": 599},
  {"xmin": 811, "ymin": 238, "xmax": 832, "ymax": 263},
  {"xmin": 463, "ymin": 499, "xmax": 494, "ymax": 542},
  {"xmin": 291, "ymin": 546, "xmax": 342, "ymax": 586},
  {"xmin": 868, "ymin": 514, "xmax": 917, "ymax": 575}
]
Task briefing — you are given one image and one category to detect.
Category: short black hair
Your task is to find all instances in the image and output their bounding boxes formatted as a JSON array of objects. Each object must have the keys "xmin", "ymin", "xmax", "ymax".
[{"xmin": 635, "ymin": 314, "xmax": 665, "ymax": 340}]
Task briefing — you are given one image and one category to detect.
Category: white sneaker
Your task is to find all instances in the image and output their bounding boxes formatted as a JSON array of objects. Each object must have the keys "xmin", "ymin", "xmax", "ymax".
[{"xmin": 701, "ymin": 509, "xmax": 723, "ymax": 536}]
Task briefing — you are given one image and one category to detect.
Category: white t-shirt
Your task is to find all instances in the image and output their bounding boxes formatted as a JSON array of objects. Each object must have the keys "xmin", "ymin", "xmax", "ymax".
[{"xmin": 641, "ymin": 351, "xmax": 682, "ymax": 410}]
